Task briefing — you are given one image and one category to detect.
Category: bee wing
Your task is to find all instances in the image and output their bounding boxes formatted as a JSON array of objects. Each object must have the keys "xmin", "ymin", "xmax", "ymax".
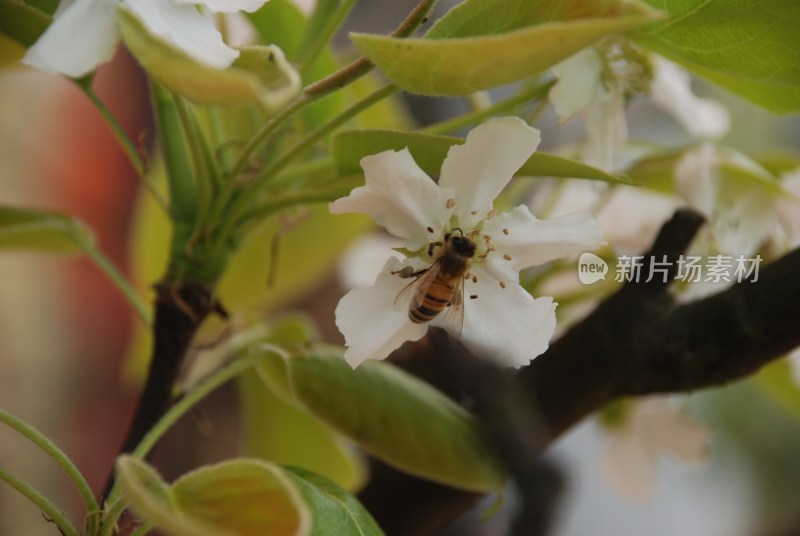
[
  {"xmin": 392, "ymin": 263, "xmax": 438, "ymax": 312},
  {"xmin": 439, "ymin": 275, "xmax": 466, "ymax": 340}
]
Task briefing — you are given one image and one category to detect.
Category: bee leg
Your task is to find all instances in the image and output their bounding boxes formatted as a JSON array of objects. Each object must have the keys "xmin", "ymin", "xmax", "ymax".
[
  {"xmin": 392, "ymin": 266, "xmax": 428, "ymax": 279},
  {"xmin": 427, "ymin": 240, "xmax": 443, "ymax": 257}
]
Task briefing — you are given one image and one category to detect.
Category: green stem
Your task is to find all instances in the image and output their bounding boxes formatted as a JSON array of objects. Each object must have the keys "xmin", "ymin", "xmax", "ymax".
[
  {"xmin": 220, "ymin": 83, "xmax": 398, "ymax": 238},
  {"xmin": 100, "ymin": 497, "xmax": 127, "ymax": 536},
  {"xmin": 0, "ymin": 466, "xmax": 80, "ymax": 536},
  {"xmin": 83, "ymin": 88, "xmax": 145, "ymax": 176},
  {"xmin": 237, "ymin": 187, "xmax": 352, "ymax": 226},
  {"xmin": 0, "ymin": 411, "xmax": 99, "ymax": 516},
  {"xmin": 421, "ymin": 80, "xmax": 555, "ymax": 135},
  {"xmin": 298, "ymin": 0, "xmax": 358, "ymax": 75},
  {"xmin": 210, "ymin": 94, "xmax": 312, "ymax": 226},
  {"xmin": 103, "ymin": 349, "xmax": 281, "ymax": 527},
  {"xmin": 259, "ymin": 83, "xmax": 399, "ymax": 186},
  {"xmin": 151, "ymin": 83, "xmax": 195, "ymax": 224},
  {"xmin": 173, "ymin": 94, "xmax": 213, "ymax": 234},
  {"xmin": 84, "ymin": 246, "xmax": 151, "ymax": 325},
  {"xmin": 217, "ymin": 0, "xmax": 436, "ymax": 219}
]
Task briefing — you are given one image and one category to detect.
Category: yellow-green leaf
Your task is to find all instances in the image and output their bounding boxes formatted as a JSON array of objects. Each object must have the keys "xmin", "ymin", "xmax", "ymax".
[
  {"xmin": 117, "ymin": 456, "xmax": 311, "ymax": 536},
  {"xmin": 118, "ymin": 7, "xmax": 300, "ymax": 110},
  {"xmin": 350, "ymin": 0, "xmax": 661, "ymax": 95}
]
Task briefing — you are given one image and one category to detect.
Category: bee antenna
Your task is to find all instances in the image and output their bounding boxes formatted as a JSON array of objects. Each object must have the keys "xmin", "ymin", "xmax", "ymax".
[{"xmin": 452, "ymin": 227, "xmax": 464, "ymax": 235}]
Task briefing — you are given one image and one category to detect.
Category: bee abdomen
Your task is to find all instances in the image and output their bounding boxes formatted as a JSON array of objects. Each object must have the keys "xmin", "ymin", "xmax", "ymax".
[{"xmin": 409, "ymin": 280, "xmax": 452, "ymax": 323}]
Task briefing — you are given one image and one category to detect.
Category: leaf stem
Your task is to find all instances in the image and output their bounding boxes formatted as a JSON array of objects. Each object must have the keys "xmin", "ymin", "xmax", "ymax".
[
  {"xmin": 221, "ymin": 83, "xmax": 397, "ymax": 238},
  {"xmin": 420, "ymin": 79, "xmax": 555, "ymax": 135},
  {"xmin": 0, "ymin": 465, "xmax": 80, "ymax": 536},
  {"xmin": 83, "ymin": 88, "xmax": 145, "ymax": 176},
  {"xmin": 103, "ymin": 348, "xmax": 283, "ymax": 528},
  {"xmin": 298, "ymin": 0, "xmax": 358, "ymax": 75},
  {"xmin": 84, "ymin": 246, "xmax": 151, "ymax": 325},
  {"xmin": 0, "ymin": 411, "xmax": 98, "ymax": 516},
  {"xmin": 172, "ymin": 94, "xmax": 213, "ymax": 233}
]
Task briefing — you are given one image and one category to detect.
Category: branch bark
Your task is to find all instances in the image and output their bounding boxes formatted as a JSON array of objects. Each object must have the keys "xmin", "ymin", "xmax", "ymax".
[{"xmin": 100, "ymin": 280, "xmax": 219, "ymax": 500}]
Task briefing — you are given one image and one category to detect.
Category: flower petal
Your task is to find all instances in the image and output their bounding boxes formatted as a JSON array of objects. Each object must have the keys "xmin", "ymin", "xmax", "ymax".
[
  {"xmin": 335, "ymin": 257, "xmax": 428, "ymax": 368},
  {"xmin": 650, "ymin": 56, "xmax": 730, "ymax": 140},
  {"xmin": 675, "ymin": 143, "xmax": 719, "ymax": 218},
  {"xmin": 548, "ymin": 48, "xmax": 604, "ymax": 122},
  {"xmin": 439, "ymin": 117, "xmax": 540, "ymax": 229},
  {"xmin": 174, "ymin": 0, "xmax": 268, "ymax": 13},
  {"xmin": 482, "ymin": 205, "xmax": 603, "ymax": 282},
  {"xmin": 124, "ymin": 0, "xmax": 239, "ymax": 70},
  {"xmin": 22, "ymin": 0, "xmax": 119, "ymax": 77},
  {"xmin": 330, "ymin": 148, "xmax": 453, "ymax": 251},
  {"xmin": 448, "ymin": 265, "xmax": 556, "ymax": 368},
  {"xmin": 582, "ymin": 87, "xmax": 627, "ymax": 171}
]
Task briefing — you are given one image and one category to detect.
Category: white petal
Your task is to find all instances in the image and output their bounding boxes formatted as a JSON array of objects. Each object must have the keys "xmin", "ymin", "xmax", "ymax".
[
  {"xmin": 451, "ymin": 265, "xmax": 556, "ymax": 368},
  {"xmin": 337, "ymin": 234, "xmax": 403, "ymax": 290},
  {"xmin": 335, "ymin": 257, "xmax": 428, "ymax": 368},
  {"xmin": 174, "ymin": 0, "xmax": 268, "ymax": 13},
  {"xmin": 22, "ymin": 0, "xmax": 119, "ymax": 77},
  {"xmin": 482, "ymin": 205, "xmax": 604, "ymax": 282},
  {"xmin": 601, "ymin": 427, "xmax": 656, "ymax": 501},
  {"xmin": 582, "ymin": 87, "xmax": 627, "ymax": 171},
  {"xmin": 634, "ymin": 401, "xmax": 710, "ymax": 464},
  {"xmin": 675, "ymin": 143, "xmax": 720, "ymax": 218},
  {"xmin": 439, "ymin": 117, "xmax": 540, "ymax": 229},
  {"xmin": 124, "ymin": 0, "xmax": 239, "ymax": 69},
  {"xmin": 330, "ymin": 148, "xmax": 453, "ymax": 251},
  {"xmin": 711, "ymin": 175, "xmax": 776, "ymax": 255},
  {"xmin": 548, "ymin": 48, "xmax": 604, "ymax": 122},
  {"xmin": 650, "ymin": 56, "xmax": 730, "ymax": 139}
]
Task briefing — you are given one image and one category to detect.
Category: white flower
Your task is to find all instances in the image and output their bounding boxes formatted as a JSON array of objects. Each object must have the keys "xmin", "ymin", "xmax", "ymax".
[
  {"xmin": 600, "ymin": 398, "xmax": 710, "ymax": 501},
  {"xmin": 329, "ymin": 117, "xmax": 604, "ymax": 369},
  {"xmin": 548, "ymin": 45, "xmax": 730, "ymax": 170},
  {"xmin": 22, "ymin": 0, "xmax": 268, "ymax": 78},
  {"xmin": 675, "ymin": 143, "xmax": 776, "ymax": 256}
]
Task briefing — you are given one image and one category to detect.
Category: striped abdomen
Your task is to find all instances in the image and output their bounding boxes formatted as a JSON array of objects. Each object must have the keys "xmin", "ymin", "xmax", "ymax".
[{"xmin": 409, "ymin": 277, "xmax": 453, "ymax": 323}]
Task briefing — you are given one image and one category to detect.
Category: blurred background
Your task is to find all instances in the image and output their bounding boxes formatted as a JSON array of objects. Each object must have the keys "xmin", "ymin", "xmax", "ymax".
[{"xmin": 2, "ymin": 1, "xmax": 800, "ymax": 535}]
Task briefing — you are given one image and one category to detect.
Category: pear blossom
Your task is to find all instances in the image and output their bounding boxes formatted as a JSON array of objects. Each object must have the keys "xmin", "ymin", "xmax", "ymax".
[
  {"xmin": 330, "ymin": 117, "xmax": 604, "ymax": 369},
  {"xmin": 600, "ymin": 398, "xmax": 711, "ymax": 500},
  {"xmin": 675, "ymin": 143, "xmax": 776, "ymax": 257},
  {"xmin": 548, "ymin": 44, "xmax": 730, "ymax": 171},
  {"xmin": 22, "ymin": 0, "xmax": 268, "ymax": 78}
]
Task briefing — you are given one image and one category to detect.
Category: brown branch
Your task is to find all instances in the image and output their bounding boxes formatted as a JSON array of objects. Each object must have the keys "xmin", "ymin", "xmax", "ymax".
[{"xmin": 100, "ymin": 280, "xmax": 218, "ymax": 501}]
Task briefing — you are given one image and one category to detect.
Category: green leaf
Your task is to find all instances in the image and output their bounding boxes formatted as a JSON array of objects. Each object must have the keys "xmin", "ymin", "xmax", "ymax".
[
  {"xmin": 632, "ymin": 0, "xmax": 800, "ymax": 112},
  {"xmin": 332, "ymin": 129, "xmax": 636, "ymax": 184},
  {"xmin": 258, "ymin": 346, "xmax": 505, "ymax": 492},
  {"xmin": 118, "ymin": 7, "xmax": 300, "ymax": 110},
  {"xmin": 237, "ymin": 317, "xmax": 366, "ymax": 492},
  {"xmin": 0, "ymin": 206, "xmax": 149, "ymax": 322},
  {"xmin": 118, "ymin": 456, "xmax": 311, "ymax": 536},
  {"xmin": 0, "ymin": 206, "xmax": 93, "ymax": 253},
  {"xmin": 624, "ymin": 145, "xmax": 784, "ymax": 195},
  {"xmin": 0, "ymin": 0, "xmax": 49, "ymax": 48},
  {"xmin": 284, "ymin": 467, "xmax": 384, "ymax": 536},
  {"xmin": 350, "ymin": 0, "xmax": 661, "ymax": 95}
]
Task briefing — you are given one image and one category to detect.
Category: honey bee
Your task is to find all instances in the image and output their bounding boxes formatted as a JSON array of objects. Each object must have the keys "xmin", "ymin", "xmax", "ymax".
[{"xmin": 394, "ymin": 231, "xmax": 477, "ymax": 336}]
